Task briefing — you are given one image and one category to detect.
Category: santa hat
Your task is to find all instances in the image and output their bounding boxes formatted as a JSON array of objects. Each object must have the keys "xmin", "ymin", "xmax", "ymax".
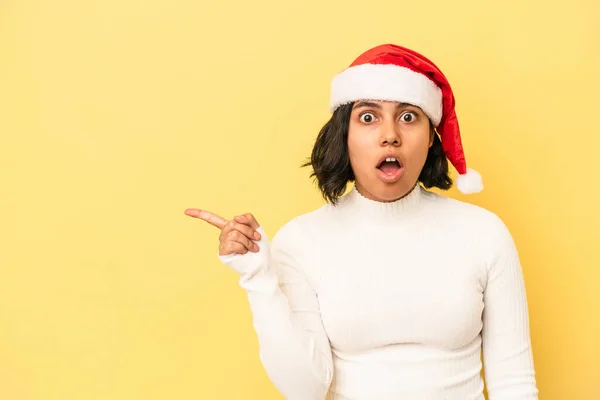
[{"xmin": 329, "ymin": 44, "xmax": 483, "ymax": 194}]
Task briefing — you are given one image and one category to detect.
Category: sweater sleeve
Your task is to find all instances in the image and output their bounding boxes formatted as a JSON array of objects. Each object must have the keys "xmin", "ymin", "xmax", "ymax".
[
  {"xmin": 217, "ymin": 221, "xmax": 333, "ymax": 400},
  {"xmin": 481, "ymin": 218, "xmax": 539, "ymax": 399}
]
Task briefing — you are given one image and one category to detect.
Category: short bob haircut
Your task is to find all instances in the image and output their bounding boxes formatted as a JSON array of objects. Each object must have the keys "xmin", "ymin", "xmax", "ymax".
[{"xmin": 302, "ymin": 102, "xmax": 453, "ymax": 205}]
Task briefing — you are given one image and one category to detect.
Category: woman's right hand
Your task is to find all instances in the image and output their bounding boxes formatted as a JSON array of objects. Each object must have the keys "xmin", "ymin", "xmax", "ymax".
[{"xmin": 184, "ymin": 208, "xmax": 263, "ymax": 256}]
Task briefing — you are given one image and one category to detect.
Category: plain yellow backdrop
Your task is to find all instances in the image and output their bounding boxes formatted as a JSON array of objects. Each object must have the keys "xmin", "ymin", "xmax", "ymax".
[{"xmin": 1, "ymin": 0, "xmax": 599, "ymax": 399}]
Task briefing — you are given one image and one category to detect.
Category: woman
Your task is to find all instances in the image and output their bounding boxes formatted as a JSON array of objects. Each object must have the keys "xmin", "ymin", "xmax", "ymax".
[{"xmin": 185, "ymin": 44, "xmax": 538, "ymax": 399}]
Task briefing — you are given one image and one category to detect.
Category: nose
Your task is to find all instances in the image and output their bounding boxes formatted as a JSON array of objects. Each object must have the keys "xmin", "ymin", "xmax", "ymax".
[{"xmin": 379, "ymin": 118, "xmax": 401, "ymax": 146}]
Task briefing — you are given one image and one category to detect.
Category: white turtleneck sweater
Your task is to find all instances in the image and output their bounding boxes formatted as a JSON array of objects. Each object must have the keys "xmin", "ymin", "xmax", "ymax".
[{"xmin": 218, "ymin": 184, "xmax": 538, "ymax": 400}]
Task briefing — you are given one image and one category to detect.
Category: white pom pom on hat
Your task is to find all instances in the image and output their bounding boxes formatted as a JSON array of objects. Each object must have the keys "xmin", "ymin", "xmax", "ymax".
[{"xmin": 329, "ymin": 44, "xmax": 483, "ymax": 194}]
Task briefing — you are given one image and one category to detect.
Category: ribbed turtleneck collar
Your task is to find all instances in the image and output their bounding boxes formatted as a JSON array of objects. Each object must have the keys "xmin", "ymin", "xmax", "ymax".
[{"xmin": 334, "ymin": 182, "xmax": 427, "ymax": 219}]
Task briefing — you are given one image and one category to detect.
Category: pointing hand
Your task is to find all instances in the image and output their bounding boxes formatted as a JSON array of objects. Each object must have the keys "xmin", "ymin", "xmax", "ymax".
[{"xmin": 184, "ymin": 209, "xmax": 263, "ymax": 256}]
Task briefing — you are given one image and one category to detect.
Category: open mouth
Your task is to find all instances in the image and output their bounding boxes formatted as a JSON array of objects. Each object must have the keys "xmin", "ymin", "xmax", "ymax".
[
  {"xmin": 377, "ymin": 157, "xmax": 402, "ymax": 174},
  {"xmin": 376, "ymin": 156, "xmax": 404, "ymax": 182}
]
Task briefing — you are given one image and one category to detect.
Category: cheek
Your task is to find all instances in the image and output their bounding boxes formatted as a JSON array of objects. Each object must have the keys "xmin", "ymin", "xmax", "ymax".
[
  {"xmin": 347, "ymin": 129, "xmax": 374, "ymax": 170},
  {"xmin": 407, "ymin": 128, "xmax": 432, "ymax": 153},
  {"xmin": 401, "ymin": 130, "xmax": 432, "ymax": 170},
  {"xmin": 414, "ymin": 140, "xmax": 433, "ymax": 170}
]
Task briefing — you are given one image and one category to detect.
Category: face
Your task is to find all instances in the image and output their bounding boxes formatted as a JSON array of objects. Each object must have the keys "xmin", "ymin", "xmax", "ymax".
[{"xmin": 347, "ymin": 100, "xmax": 433, "ymax": 202}]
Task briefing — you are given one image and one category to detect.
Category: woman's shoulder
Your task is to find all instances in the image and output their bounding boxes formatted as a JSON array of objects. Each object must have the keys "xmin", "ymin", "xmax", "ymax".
[
  {"xmin": 268, "ymin": 202, "xmax": 337, "ymax": 254},
  {"xmin": 424, "ymin": 192, "xmax": 519, "ymax": 268},
  {"xmin": 424, "ymin": 190, "xmax": 511, "ymax": 237},
  {"xmin": 272, "ymin": 205, "xmax": 328, "ymax": 239}
]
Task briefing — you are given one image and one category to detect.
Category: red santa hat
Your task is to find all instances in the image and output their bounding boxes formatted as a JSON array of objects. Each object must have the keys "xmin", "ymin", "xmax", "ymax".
[{"xmin": 329, "ymin": 44, "xmax": 483, "ymax": 194}]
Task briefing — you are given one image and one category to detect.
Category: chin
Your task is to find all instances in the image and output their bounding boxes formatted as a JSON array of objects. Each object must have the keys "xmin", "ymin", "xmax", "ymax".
[
  {"xmin": 365, "ymin": 179, "xmax": 416, "ymax": 202},
  {"xmin": 380, "ymin": 183, "xmax": 413, "ymax": 201}
]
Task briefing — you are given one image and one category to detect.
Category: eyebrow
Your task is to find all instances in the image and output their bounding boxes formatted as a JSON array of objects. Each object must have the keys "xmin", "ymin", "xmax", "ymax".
[{"xmin": 352, "ymin": 101, "xmax": 415, "ymax": 110}]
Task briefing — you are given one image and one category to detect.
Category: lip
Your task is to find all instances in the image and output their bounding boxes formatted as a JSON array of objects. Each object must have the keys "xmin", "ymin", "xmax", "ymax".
[
  {"xmin": 377, "ymin": 165, "xmax": 404, "ymax": 183},
  {"xmin": 375, "ymin": 152, "xmax": 404, "ymax": 169},
  {"xmin": 376, "ymin": 152, "xmax": 405, "ymax": 183}
]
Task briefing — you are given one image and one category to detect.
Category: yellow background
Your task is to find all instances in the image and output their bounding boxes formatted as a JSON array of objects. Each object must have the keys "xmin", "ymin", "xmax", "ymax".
[{"xmin": 1, "ymin": 0, "xmax": 598, "ymax": 399}]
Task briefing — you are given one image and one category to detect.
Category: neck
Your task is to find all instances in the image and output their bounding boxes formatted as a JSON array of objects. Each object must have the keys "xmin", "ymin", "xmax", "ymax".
[
  {"xmin": 334, "ymin": 181, "xmax": 426, "ymax": 220},
  {"xmin": 355, "ymin": 182, "xmax": 419, "ymax": 203}
]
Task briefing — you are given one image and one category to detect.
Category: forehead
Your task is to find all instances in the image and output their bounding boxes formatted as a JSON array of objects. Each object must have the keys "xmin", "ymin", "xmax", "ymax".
[{"xmin": 351, "ymin": 100, "xmax": 422, "ymax": 110}]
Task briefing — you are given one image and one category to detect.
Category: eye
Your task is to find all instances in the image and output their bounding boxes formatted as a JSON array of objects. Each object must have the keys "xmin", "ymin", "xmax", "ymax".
[
  {"xmin": 359, "ymin": 112, "xmax": 376, "ymax": 123},
  {"xmin": 400, "ymin": 111, "xmax": 417, "ymax": 122}
]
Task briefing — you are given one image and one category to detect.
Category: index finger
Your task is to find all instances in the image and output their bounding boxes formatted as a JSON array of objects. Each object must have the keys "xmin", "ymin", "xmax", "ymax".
[{"xmin": 184, "ymin": 208, "xmax": 227, "ymax": 229}]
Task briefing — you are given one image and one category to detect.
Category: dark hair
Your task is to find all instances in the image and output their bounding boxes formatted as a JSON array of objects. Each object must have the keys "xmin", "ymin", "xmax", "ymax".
[{"xmin": 301, "ymin": 102, "xmax": 453, "ymax": 204}]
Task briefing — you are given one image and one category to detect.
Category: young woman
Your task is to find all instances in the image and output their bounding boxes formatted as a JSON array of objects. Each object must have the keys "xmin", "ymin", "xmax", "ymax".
[{"xmin": 185, "ymin": 44, "xmax": 538, "ymax": 399}]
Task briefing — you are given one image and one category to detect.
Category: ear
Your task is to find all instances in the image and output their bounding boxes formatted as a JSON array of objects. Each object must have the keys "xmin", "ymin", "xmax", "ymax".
[{"xmin": 429, "ymin": 126, "xmax": 435, "ymax": 148}]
